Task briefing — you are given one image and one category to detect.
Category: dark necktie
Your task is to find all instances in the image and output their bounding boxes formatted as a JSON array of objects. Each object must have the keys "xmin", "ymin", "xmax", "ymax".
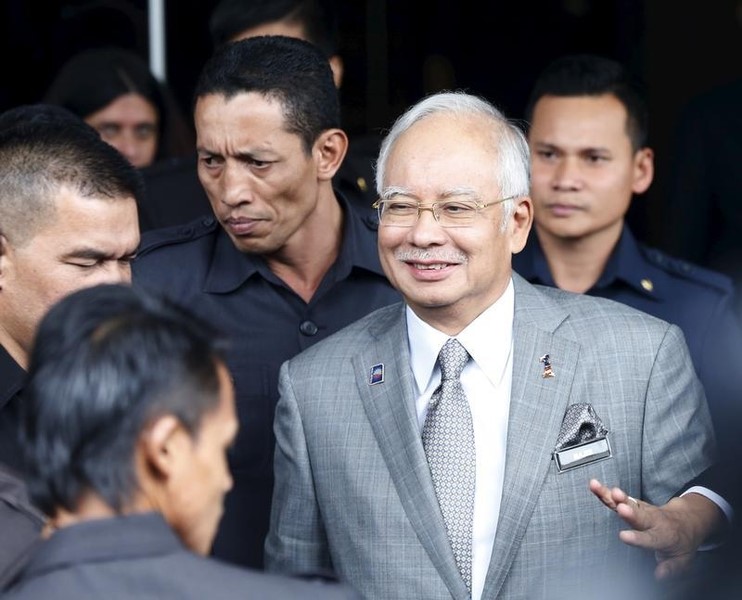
[{"xmin": 422, "ymin": 337, "xmax": 476, "ymax": 594}]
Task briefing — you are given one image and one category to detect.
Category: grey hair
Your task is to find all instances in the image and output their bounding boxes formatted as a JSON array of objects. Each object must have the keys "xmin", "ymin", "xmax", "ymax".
[{"xmin": 375, "ymin": 91, "xmax": 530, "ymax": 229}]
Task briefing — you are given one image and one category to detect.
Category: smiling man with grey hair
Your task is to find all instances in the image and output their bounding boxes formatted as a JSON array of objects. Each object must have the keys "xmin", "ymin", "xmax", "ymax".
[{"xmin": 265, "ymin": 91, "xmax": 722, "ymax": 600}]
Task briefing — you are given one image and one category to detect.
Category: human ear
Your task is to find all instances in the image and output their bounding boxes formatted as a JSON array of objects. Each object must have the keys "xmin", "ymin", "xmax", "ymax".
[
  {"xmin": 509, "ymin": 196, "xmax": 534, "ymax": 254},
  {"xmin": 632, "ymin": 147, "xmax": 654, "ymax": 194},
  {"xmin": 0, "ymin": 235, "xmax": 14, "ymax": 289},
  {"xmin": 328, "ymin": 55, "xmax": 344, "ymax": 89},
  {"xmin": 141, "ymin": 415, "xmax": 188, "ymax": 479},
  {"xmin": 314, "ymin": 129, "xmax": 348, "ymax": 181}
]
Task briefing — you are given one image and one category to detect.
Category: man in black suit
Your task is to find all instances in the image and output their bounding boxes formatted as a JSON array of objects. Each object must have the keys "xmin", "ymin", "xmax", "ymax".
[{"xmin": 1, "ymin": 284, "xmax": 359, "ymax": 599}]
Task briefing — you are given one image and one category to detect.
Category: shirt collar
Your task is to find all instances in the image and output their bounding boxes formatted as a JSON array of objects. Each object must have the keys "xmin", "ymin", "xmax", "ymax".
[
  {"xmin": 514, "ymin": 233, "xmax": 555, "ymax": 286},
  {"xmin": 517, "ymin": 225, "xmax": 659, "ymax": 300},
  {"xmin": 605, "ymin": 225, "xmax": 667, "ymax": 299},
  {"xmin": 204, "ymin": 190, "xmax": 385, "ymax": 293},
  {"xmin": 407, "ymin": 278, "xmax": 515, "ymax": 394},
  {"xmin": 21, "ymin": 512, "xmax": 181, "ymax": 579}
]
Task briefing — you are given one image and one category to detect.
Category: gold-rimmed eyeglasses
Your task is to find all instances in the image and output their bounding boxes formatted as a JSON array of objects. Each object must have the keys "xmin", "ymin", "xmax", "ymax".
[{"xmin": 372, "ymin": 196, "xmax": 515, "ymax": 227}]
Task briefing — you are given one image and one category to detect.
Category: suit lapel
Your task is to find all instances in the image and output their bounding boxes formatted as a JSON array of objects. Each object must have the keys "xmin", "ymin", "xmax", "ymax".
[
  {"xmin": 482, "ymin": 276, "xmax": 581, "ymax": 598},
  {"xmin": 352, "ymin": 306, "xmax": 470, "ymax": 600}
]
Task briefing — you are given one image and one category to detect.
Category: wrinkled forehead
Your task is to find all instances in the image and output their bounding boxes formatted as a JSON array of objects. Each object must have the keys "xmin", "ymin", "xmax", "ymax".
[{"xmin": 383, "ymin": 115, "xmax": 501, "ymax": 193}]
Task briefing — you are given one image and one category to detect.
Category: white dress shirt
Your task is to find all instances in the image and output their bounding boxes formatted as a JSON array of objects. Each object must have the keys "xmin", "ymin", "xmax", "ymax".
[{"xmin": 407, "ymin": 279, "xmax": 515, "ymax": 600}]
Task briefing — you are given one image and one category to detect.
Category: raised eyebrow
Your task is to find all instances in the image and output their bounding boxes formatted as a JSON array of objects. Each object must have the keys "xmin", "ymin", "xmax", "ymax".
[
  {"xmin": 235, "ymin": 151, "xmax": 266, "ymax": 162},
  {"xmin": 196, "ymin": 146, "xmax": 218, "ymax": 158}
]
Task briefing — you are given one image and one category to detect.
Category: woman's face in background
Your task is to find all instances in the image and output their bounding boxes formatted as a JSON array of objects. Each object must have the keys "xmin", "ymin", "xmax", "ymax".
[{"xmin": 86, "ymin": 92, "xmax": 159, "ymax": 168}]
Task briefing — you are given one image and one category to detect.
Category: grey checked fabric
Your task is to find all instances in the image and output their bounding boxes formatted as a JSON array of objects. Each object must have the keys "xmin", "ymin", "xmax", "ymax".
[
  {"xmin": 422, "ymin": 338, "xmax": 476, "ymax": 594},
  {"xmin": 554, "ymin": 403, "xmax": 609, "ymax": 450}
]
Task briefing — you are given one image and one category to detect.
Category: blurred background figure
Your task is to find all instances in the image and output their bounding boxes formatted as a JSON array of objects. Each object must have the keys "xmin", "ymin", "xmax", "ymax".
[
  {"xmin": 662, "ymin": 76, "xmax": 742, "ymax": 317},
  {"xmin": 44, "ymin": 46, "xmax": 194, "ymax": 169},
  {"xmin": 210, "ymin": 0, "xmax": 344, "ymax": 88}
]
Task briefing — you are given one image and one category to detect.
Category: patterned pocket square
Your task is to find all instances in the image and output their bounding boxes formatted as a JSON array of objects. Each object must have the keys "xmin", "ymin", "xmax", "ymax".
[
  {"xmin": 554, "ymin": 403, "xmax": 608, "ymax": 450},
  {"xmin": 553, "ymin": 403, "xmax": 612, "ymax": 472}
]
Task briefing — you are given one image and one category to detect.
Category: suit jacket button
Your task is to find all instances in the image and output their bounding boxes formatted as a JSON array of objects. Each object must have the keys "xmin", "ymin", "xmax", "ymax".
[{"xmin": 299, "ymin": 320, "xmax": 318, "ymax": 336}]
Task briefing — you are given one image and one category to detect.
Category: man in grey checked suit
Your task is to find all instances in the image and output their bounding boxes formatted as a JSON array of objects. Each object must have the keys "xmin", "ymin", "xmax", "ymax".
[{"xmin": 265, "ymin": 92, "xmax": 724, "ymax": 599}]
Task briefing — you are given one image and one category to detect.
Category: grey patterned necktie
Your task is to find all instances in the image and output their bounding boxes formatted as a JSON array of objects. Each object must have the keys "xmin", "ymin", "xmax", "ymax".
[{"xmin": 422, "ymin": 338, "xmax": 476, "ymax": 594}]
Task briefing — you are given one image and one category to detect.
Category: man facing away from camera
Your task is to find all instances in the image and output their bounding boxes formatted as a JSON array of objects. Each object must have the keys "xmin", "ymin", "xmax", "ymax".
[{"xmin": 1, "ymin": 284, "xmax": 360, "ymax": 599}]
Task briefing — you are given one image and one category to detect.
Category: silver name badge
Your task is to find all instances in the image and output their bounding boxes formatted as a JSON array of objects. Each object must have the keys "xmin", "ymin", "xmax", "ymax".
[{"xmin": 553, "ymin": 436, "xmax": 612, "ymax": 473}]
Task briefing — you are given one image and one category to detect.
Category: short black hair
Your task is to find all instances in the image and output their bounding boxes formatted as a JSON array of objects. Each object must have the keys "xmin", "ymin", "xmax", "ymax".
[
  {"xmin": 0, "ymin": 103, "xmax": 144, "ymax": 246},
  {"xmin": 209, "ymin": 0, "xmax": 338, "ymax": 56},
  {"xmin": 20, "ymin": 284, "xmax": 229, "ymax": 517},
  {"xmin": 524, "ymin": 54, "xmax": 649, "ymax": 150},
  {"xmin": 194, "ymin": 35, "xmax": 339, "ymax": 154}
]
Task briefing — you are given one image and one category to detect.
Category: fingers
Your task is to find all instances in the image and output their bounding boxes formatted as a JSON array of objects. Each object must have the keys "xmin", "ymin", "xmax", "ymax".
[
  {"xmin": 589, "ymin": 479, "xmax": 633, "ymax": 512},
  {"xmin": 589, "ymin": 481, "xmax": 699, "ymax": 581},
  {"xmin": 589, "ymin": 478, "xmax": 616, "ymax": 509},
  {"xmin": 616, "ymin": 496, "xmax": 656, "ymax": 533}
]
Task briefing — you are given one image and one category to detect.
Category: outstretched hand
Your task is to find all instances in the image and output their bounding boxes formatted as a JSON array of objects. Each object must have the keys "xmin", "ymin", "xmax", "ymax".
[{"xmin": 589, "ymin": 478, "xmax": 725, "ymax": 580}]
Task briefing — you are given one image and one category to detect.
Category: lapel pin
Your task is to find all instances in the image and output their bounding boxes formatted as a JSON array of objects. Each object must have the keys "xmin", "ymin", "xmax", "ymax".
[
  {"xmin": 539, "ymin": 354, "xmax": 555, "ymax": 378},
  {"xmin": 369, "ymin": 363, "xmax": 384, "ymax": 385}
]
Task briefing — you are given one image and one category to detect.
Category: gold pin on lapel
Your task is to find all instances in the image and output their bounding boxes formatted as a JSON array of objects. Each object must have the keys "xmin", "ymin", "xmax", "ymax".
[{"xmin": 539, "ymin": 354, "xmax": 555, "ymax": 378}]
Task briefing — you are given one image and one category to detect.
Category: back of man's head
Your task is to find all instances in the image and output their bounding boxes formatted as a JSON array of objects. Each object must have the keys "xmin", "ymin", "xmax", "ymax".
[
  {"xmin": 524, "ymin": 54, "xmax": 649, "ymax": 151},
  {"xmin": 194, "ymin": 35, "xmax": 340, "ymax": 154},
  {"xmin": 20, "ymin": 284, "xmax": 226, "ymax": 519},
  {"xmin": 209, "ymin": 0, "xmax": 338, "ymax": 57},
  {"xmin": 0, "ymin": 104, "xmax": 144, "ymax": 247}
]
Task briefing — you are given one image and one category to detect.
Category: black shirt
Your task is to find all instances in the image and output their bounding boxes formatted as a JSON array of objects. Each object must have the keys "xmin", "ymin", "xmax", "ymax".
[
  {"xmin": 0, "ymin": 345, "xmax": 26, "ymax": 475},
  {"xmin": 132, "ymin": 194, "xmax": 400, "ymax": 568}
]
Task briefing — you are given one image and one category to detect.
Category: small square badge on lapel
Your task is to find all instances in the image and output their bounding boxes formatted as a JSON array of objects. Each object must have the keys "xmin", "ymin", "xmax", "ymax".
[{"xmin": 369, "ymin": 363, "xmax": 384, "ymax": 385}]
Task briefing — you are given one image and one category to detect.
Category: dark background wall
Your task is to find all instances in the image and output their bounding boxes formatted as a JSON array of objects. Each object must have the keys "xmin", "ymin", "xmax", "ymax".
[{"xmin": 1, "ymin": 0, "xmax": 741, "ymax": 248}]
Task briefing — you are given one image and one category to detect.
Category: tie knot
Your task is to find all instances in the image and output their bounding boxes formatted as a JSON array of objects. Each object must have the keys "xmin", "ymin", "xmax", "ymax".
[{"xmin": 438, "ymin": 338, "xmax": 469, "ymax": 381}]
